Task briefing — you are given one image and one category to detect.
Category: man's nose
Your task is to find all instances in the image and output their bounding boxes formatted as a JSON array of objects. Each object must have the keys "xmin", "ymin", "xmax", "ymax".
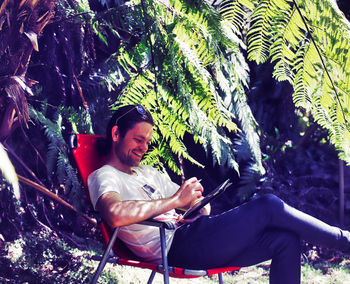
[{"xmin": 140, "ymin": 142, "xmax": 148, "ymax": 152}]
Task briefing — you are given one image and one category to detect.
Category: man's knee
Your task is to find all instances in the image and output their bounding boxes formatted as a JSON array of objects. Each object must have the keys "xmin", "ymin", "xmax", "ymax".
[
  {"xmin": 280, "ymin": 231, "xmax": 300, "ymax": 249},
  {"xmin": 271, "ymin": 230, "xmax": 301, "ymax": 256},
  {"xmin": 254, "ymin": 193, "xmax": 285, "ymax": 216}
]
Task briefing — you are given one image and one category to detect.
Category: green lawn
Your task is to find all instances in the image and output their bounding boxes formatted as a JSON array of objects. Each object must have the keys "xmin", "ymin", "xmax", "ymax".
[
  {"xmin": 97, "ymin": 258, "xmax": 350, "ymax": 284},
  {"xmin": 3, "ymin": 230, "xmax": 350, "ymax": 283}
]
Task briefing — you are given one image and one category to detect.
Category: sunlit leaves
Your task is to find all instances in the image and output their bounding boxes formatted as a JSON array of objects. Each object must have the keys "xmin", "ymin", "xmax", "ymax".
[
  {"xmin": 245, "ymin": 0, "xmax": 350, "ymax": 163},
  {"xmin": 105, "ymin": 0, "xmax": 265, "ymax": 178}
]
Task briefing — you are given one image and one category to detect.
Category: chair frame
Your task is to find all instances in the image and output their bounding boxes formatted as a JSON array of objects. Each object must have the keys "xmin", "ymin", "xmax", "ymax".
[{"xmin": 70, "ymin": 133, "xmax": 240, "ymax": 283}]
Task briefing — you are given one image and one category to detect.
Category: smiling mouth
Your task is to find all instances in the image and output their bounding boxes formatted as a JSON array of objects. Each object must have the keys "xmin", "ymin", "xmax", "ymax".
[{"xmin": 132, "ymin": 151, "xmax": 143, "ymax": 159}]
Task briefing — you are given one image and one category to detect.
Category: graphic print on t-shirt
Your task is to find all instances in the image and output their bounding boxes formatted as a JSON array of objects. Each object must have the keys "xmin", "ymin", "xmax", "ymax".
[{"xmin": 141, "ymin": 184, "xmax": 162, "ymax": 200}]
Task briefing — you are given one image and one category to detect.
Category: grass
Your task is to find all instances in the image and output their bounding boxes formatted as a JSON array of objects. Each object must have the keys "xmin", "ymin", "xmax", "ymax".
[
  {"xmin": 98, "ymin": 258, "xmax": 350, "ymax": 284},
  {"xmin": 98, "ymin": 262, "xmax": 268, "ymax": 284},
  {"xmin": 2, "ymin": 229, "xmax": 350, "ymax": 283}
]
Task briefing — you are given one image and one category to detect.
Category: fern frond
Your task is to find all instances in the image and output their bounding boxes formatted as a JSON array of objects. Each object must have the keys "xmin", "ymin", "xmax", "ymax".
[
  {"xmin": 292, "ymin": 40, "xmax": 317, "ymax": 109},
  {"xmin": 243, "ymin": 0, "xmax": 350, "ymax": 162},
  {"xmin": 106, "ymin": 0, "xmax": 262, "ymax": 180},
  {"xmin": 219, "ymin": 0, "xmax": 254, "ymax": 33},
  {"xmin": 141, "ymin": 147, "xmax": 163, "ymax": 168},
  {"xmin": 270, "ymin": 6, "xmax": 304, "ymax": 83},
  {"xmin": 117, "ymin": 70, "xmax": 155, "ymax": 105},
  {"xmin": 247, "ymin": 0, "xmax": 291, "ymax": 63},
  {"xmin": 158, "ymin": 121, "xmax": 204, "ymax": 168},
  {"xmin": 29, "ymin": 105, "xmax": 84, "ymax": 207},
  {"xmin": 160, "ymin": 144, "xmax": 182, "ymax": 175},
  {"xmin": 232, "ymin": 88, "xmax": 265, "ymax": 174}
]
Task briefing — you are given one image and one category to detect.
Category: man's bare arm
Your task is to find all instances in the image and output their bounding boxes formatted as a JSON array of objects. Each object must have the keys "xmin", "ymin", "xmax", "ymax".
[
  {"xmin": 97, "ymin": 192, "xmax": 182, "ymax": 228},
  {"xmin": 96, "ymin": 177, "xmax": 203, "ymax": 228}
]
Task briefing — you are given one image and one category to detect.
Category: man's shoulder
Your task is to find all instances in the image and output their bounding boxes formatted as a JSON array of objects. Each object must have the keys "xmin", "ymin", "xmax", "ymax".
[
  {"xmin": 88, "ymin": 165, "xmax": 119, "ymax": 181},
  {"xmin": 93, "ymin": 164, "xmax": 115, "ymax": 174}
]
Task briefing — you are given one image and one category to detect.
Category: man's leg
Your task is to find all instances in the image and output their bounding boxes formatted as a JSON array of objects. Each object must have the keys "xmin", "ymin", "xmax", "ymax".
[
  {"xmin": 169, "ymin": 226, "xmax": 301, "ymax": 283},
  {"xmin": 168, "ymin": 194, "xmax": 350, "ymax": 276},
  {"xmin": 252, "ymin": 194, "xmax": 350, "ymax": 250},
  {"xmin": 169, "ymin": 194, "xmax": 302, "ymax": 269},
  {"xmin": 230, "ymin": 229, "xmax": 301, "ymax": 284}
]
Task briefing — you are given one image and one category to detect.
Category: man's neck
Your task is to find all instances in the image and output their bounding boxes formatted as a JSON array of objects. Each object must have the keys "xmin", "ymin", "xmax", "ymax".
[{"xmin": 106, "ymin": 156, "xmax": 134, "ymax": 175}]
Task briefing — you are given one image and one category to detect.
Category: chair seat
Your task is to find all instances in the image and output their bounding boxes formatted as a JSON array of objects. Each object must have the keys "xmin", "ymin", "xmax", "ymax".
[{"xmin": 99, "ymin": 255, "xmax": 239, "ymax": 279}]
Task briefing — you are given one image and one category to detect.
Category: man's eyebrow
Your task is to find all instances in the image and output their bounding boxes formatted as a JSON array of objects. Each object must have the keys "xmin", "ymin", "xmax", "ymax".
[
  {"xmin": 134, "ymin": 134, "xmax": 150, "ymax": 141},
  {"xmin": 134, "ymin": 134, "xmax": 146, "ymax": 139}
]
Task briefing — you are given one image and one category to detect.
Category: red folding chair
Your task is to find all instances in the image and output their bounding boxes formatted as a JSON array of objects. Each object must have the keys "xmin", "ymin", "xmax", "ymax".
[{"xmin": 70, "ymin": 133, "xmax": 240, "ymax": 284}]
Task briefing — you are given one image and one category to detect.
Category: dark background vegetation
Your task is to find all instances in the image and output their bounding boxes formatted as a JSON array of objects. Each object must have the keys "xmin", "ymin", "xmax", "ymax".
[{"xmin": 0, "ymin": 0, "xmax": 349, "ymax": 282}]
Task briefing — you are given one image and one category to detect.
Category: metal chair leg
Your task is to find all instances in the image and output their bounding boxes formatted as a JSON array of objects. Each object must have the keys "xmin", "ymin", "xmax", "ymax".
[
  {"xmin": 159, "ymin": 227, "xmax": 170, "ymax": 284},
  {"xmin": 218, "ymin": 272, "xmax": 224, "ymax": 284},
  {"xmin": 147, "ymin": 270, "xmax": 156, "ymax": 284},
  {"xmin": 91, "ymin": 228, "xmax": 120, "ymax": 284}
]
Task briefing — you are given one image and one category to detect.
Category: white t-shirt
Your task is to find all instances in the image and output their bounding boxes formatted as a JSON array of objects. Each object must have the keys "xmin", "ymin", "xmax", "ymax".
[{"xmin": 87, "ymin": 164, "xmax": 180, "ymax": 263}]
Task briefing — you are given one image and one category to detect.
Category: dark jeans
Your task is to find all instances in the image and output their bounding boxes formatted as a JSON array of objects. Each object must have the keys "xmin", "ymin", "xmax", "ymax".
[{"xmin": 168, "ymin": 194, "xmax": 350, "ymax": 284}]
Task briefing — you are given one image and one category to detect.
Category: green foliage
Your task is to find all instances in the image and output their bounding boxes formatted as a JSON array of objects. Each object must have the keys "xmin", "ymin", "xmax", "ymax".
[
  {"xmin": 94, "ymin": 0, "xmax": 350, "ymax": 184},
  {"xmin": 242, "ymin": 0, "xmax": 350, "ymax": 163},
  {"xmin": 27, "ymin": 0, "xmax": 350, "ymax": 202},
  {"xmin": 29, "ymin": 102, "xmax": 93, "ymax": 210},
  {"xmin": 3, "ymin": 229, "xmax": 103, "ymax": 283},
  {"xmin": 93, "ymin": 0, "xmax": 266, "ymax": 185}
]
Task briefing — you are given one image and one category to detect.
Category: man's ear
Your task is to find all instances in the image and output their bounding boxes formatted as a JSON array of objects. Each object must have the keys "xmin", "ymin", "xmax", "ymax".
[{"xmin": 111, "ymin": 125, "xmax": 119, "ymax": 142}]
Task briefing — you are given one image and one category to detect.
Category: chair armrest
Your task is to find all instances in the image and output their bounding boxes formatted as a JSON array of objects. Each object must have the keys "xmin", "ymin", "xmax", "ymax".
[
  {"xmin": 139, "ymin": 218, "xmax": 176, "ymax": 230},
  {"xmin": 95, "ymin": 212, "xmax": 176, "ymax": 231}
]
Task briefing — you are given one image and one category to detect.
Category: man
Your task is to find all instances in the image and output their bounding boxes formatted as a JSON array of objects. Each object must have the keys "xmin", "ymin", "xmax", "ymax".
[{"xmin": 88, "ymin": 104, "xmax": 350, "ymax": 284}]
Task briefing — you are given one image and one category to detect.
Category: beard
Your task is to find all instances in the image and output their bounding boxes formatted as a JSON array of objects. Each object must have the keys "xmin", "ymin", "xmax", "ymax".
[{"xmin": 114, "ymin": 143, "xmax": 141, "ymax": 167}]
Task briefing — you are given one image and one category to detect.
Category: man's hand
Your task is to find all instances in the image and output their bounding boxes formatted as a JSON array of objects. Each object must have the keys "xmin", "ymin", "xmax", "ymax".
[
  {"xmin": 177, "ymin": 197, "xmax": 211, "ymax": 224},
  {"xmin": 174, "ymin": 177, "xmax": 203, "ymax": 209},
  {"xmin": 97, "ymin": 177, "xmax": 206, "ymax": 228}
]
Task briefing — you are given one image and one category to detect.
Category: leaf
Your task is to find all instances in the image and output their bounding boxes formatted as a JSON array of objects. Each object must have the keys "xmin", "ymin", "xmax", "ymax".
[
  {"xmin": 24, "ymin": 31, "xmax": 39, "ymax": 51},
  {"xmin": 0, "ymin": 143, "xmax": 20, "ymax": 199},
  {"xmin": 0, "ymin": 0, "xmax": 9, "ymax": 17},
  {"xmin": 0, "ymin": 76, "xmax": 32, "ymax": 125},
  {"xmin": 105, "ymin": 0, "xmax": 263, "ymax": 179}
]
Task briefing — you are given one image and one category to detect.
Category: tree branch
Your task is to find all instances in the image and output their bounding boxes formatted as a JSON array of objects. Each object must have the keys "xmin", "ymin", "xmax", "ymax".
[
  {"xmin": 17, "ymin": 175, "xmax": 97, "ymax": 225},
  {"xmin": 293, "ymin": 0, "xmax": 349, "ymax": 131}
]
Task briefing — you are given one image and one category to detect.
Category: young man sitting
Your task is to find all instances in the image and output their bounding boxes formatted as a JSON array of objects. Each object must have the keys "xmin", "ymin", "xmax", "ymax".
[{"xmin": 88, "ymin": 104, "xmax": 350, "ymax": 284}]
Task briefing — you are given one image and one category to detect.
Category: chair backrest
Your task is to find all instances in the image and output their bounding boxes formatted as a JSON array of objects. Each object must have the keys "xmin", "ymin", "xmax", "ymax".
[
  {"xmin": 70, "ymin": 134, "xmax": 140, "ymax": 260},
  {"xmin": 70, "ymin": 134, "xmax": 106, "ymax": 190}
]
